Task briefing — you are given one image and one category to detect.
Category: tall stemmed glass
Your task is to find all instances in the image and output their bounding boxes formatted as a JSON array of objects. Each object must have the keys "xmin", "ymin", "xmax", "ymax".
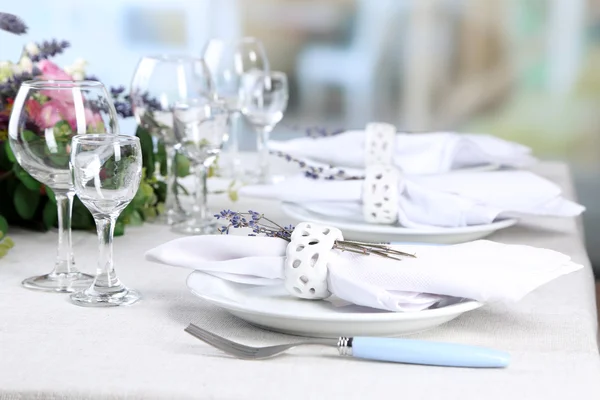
[
  {"xmin": 172, "ymin": 97, "xmax": 229, "ymax": 234},
  {"xmin": 130, "ymin": 55, "xmax": 213, "ymax": 225},
  {"xmin": 240, "ymin": 71, "xmax": 289, "ymax": 183},
  {"xmin": 69, "ymin": 134, "xmax": 142, "ymax": 307},
  {"xmin": 202, "ymin": 37, "xmax": 269, "ymax": 179},
  {"xmin": 8, "ymin": 80, "xmax": 119, "ymax": 292}
]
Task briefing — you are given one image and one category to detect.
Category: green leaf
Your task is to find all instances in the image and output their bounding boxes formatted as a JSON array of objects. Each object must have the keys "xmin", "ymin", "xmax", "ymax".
[
  {"xmin": 175, "ymin": 153, "xmax": 190, "ymax": 177},
  {"xmin": 43, "ymin": 201, "xmax": 58, "ymax": 229},
  {"xmin": 53, "ymin": 121, "xmax": 72, "ymax": 137},
  {"xmin": 114, "ymin": 220, "xmax": 125, "ymax": 236},
  {"xmin": 0, "ymin": 215, "xmax": 8, "ymax": 236},
  {"xmin": 155, "ymin": 181, "xmax": 167, "ymax": 203},
  {"xmin": 22, "ymin": 130, "xmax": 37, "ymax": 142},
  {"xmin": 71, "ymin": 197, "xmax": 94, "ymax": 230},
  {"xmin": 4, "ymin": 140, "xmax": 16, "ymax": 163},
  {"xmin": 13, "ymin": 163, "xmax": 41, "ymax": 191},
  {"xmin": 13, "ymin": 183, "xmax": 41, "ymax": 220},
  {"xmin": 157, "ymin": 140, "xmax": 167, "ymax": 177},
  {"xmin": 136, "ymin": 126, "xmax": 155, "ymax": 177},
  {"xmin": 129, "ymin": 210, "xmax": 144, "ymax": 226},
  {"xmin": 46, "ymin": 186, "xmax": 56, "ymax": 203}
]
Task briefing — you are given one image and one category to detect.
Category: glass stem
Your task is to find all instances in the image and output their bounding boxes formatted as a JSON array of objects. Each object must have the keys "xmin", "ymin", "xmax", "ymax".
[
  {"xmin": 92, "ymin": 216, "xmax": 119, "ymax": 289},
  {"xmin": 227, "ymin": 111, "xmax": 241, "ymax": 176},
  {"xmin": 53, "ymin": 191, "xmax": 77, "ymax": 275},
  {"xmin": 256, "ymin": 125, "xmax": 273, "ymax": 183},
  {"xmin": 164, "ymin": 144, "xmax": 183, "ymax": 216},
  {"xmin": 193, "ymin": 163, "xmax": 209, "ymax": 221}
]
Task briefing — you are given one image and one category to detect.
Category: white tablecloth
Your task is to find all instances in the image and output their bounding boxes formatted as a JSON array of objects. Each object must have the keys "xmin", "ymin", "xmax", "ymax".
[{"xmin": 0, "ymin": 160, "xmax": 599, "ymax": 400}]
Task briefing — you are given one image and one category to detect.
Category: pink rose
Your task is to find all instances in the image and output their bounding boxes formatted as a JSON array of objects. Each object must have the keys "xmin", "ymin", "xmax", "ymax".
[
  {"xmin": 37, "ymin": 60, "xmax": 73, "ymax": 81},
  {"xmin": 37, "ymin": 100, "xmax": 104, "ymax": 132}
]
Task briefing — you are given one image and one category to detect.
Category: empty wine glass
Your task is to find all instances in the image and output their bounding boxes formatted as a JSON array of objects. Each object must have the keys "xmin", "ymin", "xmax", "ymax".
[
  {"xmin": 240, "ymin": 71, "xmax": 288, "ymax": 183},
  {"xmin": 172, "ymin": 97, "xmax": 229, "ymax": 234},
  {"xmin": 130, "ymin": 55, "xmax": 213, "ymax": 225},
  {"xmin": 202, "ymin": 37, "xmax": 269, "ymax": 178},
  {"xmin": 69, "ymin": 134, "xmax": 142, "ymax": 307},
  {"xmin": 8, "ymin": 80, "xmax": 119, "ymax": 293}
]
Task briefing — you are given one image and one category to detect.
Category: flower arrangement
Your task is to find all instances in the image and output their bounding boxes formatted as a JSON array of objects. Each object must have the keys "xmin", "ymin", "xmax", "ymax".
[
  {"xmin": 0, "ymin": 12, "xmax": 192, "ymax": 258},
  {"xmin": 215, "ymin": 209, "xmax": 416, "ymax": 261}
]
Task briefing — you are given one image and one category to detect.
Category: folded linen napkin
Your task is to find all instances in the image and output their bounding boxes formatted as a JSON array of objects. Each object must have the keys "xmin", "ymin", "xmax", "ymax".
[
  {"xmin": 268, "ymin": 130, "xmax": 535, "ymax": 174},
  {"xmin": 146, "ymin": 236, "xmax": 582, "ymax": 312},
  {"xmin": 239, "ymin": 171, "xmax": 584, "ymax": 228}
]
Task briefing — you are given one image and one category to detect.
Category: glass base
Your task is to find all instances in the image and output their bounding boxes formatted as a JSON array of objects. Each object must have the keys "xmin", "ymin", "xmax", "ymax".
[
  {"xmin": 70, "ymin": 284, "xmax": 141, "ymax": 307},
  {"xmin": 22, "ymin": 272, "xmax": 95, "ymax": 293},
  {"xmin": 172, "ymin": 218, "xmax": 218, "ymax": 235},
  {"xmin": 152, "ymin": 208, "xmax": 188, "ymax": 225}
]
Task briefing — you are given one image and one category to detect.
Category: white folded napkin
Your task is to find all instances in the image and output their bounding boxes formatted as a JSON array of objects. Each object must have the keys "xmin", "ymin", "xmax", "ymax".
[
  {"xmin": 145, "ymin": 236, "xmax": 582, "ymax": 312},
  {"xmin": 239, "ymin": 171, "xmax": 584, "ymax": 228},
  {"xmin": 268, "ymin": 130, "xmax": 536, "ymax": 174}
]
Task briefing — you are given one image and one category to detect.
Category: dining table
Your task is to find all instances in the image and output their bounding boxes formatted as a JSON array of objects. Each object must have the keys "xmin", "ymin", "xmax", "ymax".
[{"xmin": 0, "ymin": 156, "xmax": 599, "ymax": 400}]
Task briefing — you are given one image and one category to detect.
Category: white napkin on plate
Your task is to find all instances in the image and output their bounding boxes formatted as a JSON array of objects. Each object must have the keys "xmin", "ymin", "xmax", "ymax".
[
  {"xmin": 239, "ymin": 171, "xmax": 584, "ymax": 228},
  {"xmin": 268, "ymin": 130, "xmax": 536, "ymax": 174},
  {"xmin": 145, "ymin": 236, "xmax": 582, "ymax": 312}
]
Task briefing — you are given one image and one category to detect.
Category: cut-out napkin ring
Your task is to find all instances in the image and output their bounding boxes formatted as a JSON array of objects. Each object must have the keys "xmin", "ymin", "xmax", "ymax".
[
  {"xmin": 362, "ymin": 165, "xmax": 401, "ymax": 224},
  {"xmin": 365, "ymin": 122, "xmax": 396, "ymax": 166},
  {"xmin": 284, "ymin": 222, "xmax": 344, "ymax": 300}
]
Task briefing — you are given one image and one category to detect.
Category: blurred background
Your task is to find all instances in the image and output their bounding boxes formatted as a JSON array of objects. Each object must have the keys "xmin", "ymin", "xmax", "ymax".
[{"xmin": 2, "ymin": 0, "xmax": 600, "ymax": 273}]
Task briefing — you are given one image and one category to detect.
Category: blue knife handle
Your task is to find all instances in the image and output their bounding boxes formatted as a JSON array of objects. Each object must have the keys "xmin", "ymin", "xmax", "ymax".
[{"xmin": 350, "ymin": 337, "xmax": 510, "ymax": 368}]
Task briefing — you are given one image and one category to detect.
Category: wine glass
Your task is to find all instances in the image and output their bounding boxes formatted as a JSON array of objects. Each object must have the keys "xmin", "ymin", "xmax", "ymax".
[
  {"xmin": 69, "ymin": 134, "xmax": 142, "ymax": 307},
  {"xmin": 8, "ymin": 80, "xmax": 119, "ymax": 293},
  {"xmin": 130, "ymin": 55, "xmax": 213, "ymax": 225},
  {"xmin": 240, "ymin": 71, "xmax": 289, "ymax": 183},
  {"xmin": 172, "ymin": 97, "xmax": 229, "ymax": 234},
  {"xmin": 202, "ymin": 37, "xmax": 269, "ymax": 179}
]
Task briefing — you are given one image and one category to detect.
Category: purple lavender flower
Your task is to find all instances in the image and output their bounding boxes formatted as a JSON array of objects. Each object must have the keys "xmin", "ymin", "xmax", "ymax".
[
  {"xmin": 271, "ymin": 150, "xmax": 363, "ymax": 181},
  {"xmin": 0, "ymin": 12, "xmax": 27, "ymax": 35},
  {"xmin": 29, "ymin": 40, "xmax": 70, "ymax": 62}
]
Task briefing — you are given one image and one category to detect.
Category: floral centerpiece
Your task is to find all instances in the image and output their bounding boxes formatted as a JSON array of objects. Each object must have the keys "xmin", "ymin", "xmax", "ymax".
[{"xmin": 0, "ymin": 12, "xmax": 189, "ymax": 257}]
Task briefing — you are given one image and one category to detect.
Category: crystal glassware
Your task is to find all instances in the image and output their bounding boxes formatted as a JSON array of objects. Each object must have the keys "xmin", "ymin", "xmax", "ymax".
[
  {"xmin": 69, "ymin": 134, "xmax": 142, "ymax": 307},
  {"xmin": 172, "ymin": 97, "xmax": 229, "ymax": 234},
  {"xmin": 240, "ymin": 71, "xmax": 289, "ymax": 183},
  {"xmin": 130, "ymin": 55, "xmax": 213, "ymax": 225},
  {"xmin": 202, "ymin": 37, "xmax": 269, "ymax": 179},
  {"xmin": 8, "ymin": 80, "xmax": 119, "ymax": 293}
]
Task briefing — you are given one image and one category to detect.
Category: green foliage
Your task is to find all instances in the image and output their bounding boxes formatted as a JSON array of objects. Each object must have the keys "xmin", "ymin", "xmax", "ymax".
[{"xmin": 0, "ymin": 116, "xmax": 237, "ymax": 245}]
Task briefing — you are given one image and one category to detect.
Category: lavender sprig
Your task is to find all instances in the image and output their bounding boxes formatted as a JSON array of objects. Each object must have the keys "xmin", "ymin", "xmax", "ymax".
[
  {"xmin": 0, "ymin": 12, "xmax": 27, "ymax": 35},
  {"xmin": 283, "ymin": 123, "xmax": 345, "ymax": 138},
  {"xmin": 271, "ymin": 150, "xmax": 363, "ymax": 181},
  {"xmin": 215, "ymin": 210, "xmax": 294, "ymax": 240},
  {"xmin": 29, "ymin": 40, "xmax": 70, "ymax": 62},
  {"xmin": 215, "ymin": 210, "xmax": 416, "ymax": 261},
  {"xmin": 0, "ymin": 71, "xmax": 35, "ymax": 100}
]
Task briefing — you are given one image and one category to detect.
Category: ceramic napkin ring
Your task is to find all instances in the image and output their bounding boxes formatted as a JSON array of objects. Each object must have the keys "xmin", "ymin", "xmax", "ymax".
[
  {"xmin": 362, "ymin": 165, "xmax": 401, "ymax": 224},
  {"xmin": 365, "ymin": 122, "xmax": 396, "ymax": 166},
  {"xmin": 284, "ymin": 222, "xmax": 343, "ymax": 300}
]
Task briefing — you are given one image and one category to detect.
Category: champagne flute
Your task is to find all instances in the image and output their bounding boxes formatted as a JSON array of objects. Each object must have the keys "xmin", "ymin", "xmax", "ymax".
[
  {"xmin": 130, "ymin": 55, "xmax": 213, "ymax": 225},
  {"xmin": 8, "ymin": 80, "xmax": 119, "ymax": 292},
  {"xmin": 240, "ymin": 71, "xmax": 289, "ymax": 183},
  {"xmin": 202, "ymin": 37, "xmax": 269, "ymax": 179},
  {"xmin": 69, "ymin": 134, "xmax": 142, "ymax": 307},
  {"xmin": 172, "ymin": 97, "xmax": 229, "ymax": 234}
]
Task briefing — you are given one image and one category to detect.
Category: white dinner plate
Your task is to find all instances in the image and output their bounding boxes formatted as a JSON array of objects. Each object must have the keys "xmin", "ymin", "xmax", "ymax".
[
  {"xmin": 280, "ymin": 202, "xmax": 517, "ymax": 244},
  {"xmin": 187, "ymin": 272, "xmax": 483, "ymax": 338}
]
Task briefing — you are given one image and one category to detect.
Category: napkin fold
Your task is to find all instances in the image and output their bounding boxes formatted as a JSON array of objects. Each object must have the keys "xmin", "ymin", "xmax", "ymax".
[
  {"xmin": 239, "ymin": 171, "xmax": 584, "ymax": 228},
  {"xmin": 145, "ymin": 236, "xmax": 582, "ymax": 312},
  {"xmin": 268, "ymin": 130, "xmax": 536, "ymax": 174}
]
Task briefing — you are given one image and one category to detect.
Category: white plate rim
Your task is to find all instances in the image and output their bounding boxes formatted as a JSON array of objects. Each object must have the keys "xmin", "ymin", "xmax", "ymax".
[
  {"xmin": 281, "ymin": 202, "xmax": 518, "ymax": 235},
  {"xmin": 187, "ymin": 272, "xmax": 484, "ymax": 322}
]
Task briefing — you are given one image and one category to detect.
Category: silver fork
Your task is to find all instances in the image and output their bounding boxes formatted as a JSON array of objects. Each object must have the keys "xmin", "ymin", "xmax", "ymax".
[
  {"xmin": 183, "ymin": 323, "xmax": 510, "ymax": 367},
  {"xmin": 184, "ymin": 323, "xmax": 337, "ymax": 359}
]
